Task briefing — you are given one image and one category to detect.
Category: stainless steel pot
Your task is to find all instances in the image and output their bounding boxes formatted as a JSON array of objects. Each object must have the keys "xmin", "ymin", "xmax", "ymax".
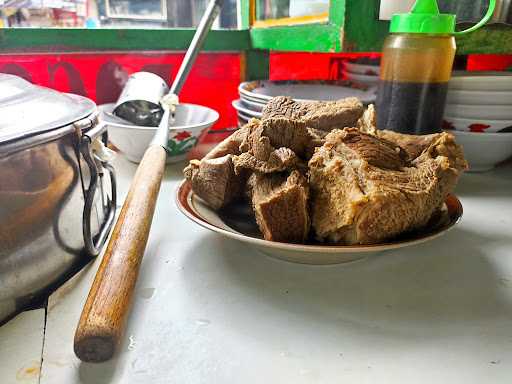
[{"xmin": 0, "ymin": 74, "xmax": 117, "ymax": 323}]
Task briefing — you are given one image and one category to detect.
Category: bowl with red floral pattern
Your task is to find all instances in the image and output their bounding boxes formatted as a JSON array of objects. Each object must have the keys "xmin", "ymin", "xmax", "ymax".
[
  {"xmin": 442, "ymin": 116, "xmax": 512, "ymax": 134},
  {"xmin": 100, "ymin": 103, "xmax": 219, "ymax": 163}
]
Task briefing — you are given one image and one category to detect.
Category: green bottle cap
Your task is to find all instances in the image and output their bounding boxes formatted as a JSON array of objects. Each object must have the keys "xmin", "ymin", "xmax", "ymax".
[{"xmin": 390, "ymin": 0, "xmax": 496, "ymax": 35}]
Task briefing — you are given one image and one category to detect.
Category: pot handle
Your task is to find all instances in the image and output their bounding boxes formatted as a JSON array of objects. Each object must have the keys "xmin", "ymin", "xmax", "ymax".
[{"xmin": 80, "ymin": 127, "xmax": 117, "ymax": 257}]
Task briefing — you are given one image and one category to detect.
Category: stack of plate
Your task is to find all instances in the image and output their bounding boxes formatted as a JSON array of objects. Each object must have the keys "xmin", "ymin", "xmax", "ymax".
[
  {"xmin": 343, "ymin": 58, "xmax": 380, "ymax": 87},
  {"xmin": 443, "ymin": 71, "xmax": 512, "ymax": 172},
  {"xmin": 445, "ymin": 71, "xmax": 512, "ymax": 132},
  {"xmin": 233, "ymin": 80, "xmax": 377, "ymax": 127}
]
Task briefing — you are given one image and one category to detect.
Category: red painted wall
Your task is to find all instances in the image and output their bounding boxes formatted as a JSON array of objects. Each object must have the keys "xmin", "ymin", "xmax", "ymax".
[
  {"xmin": 269, "ymin": 52, "xmax": 512, "ymax": 80},
  {"xmin": 269, "ymin": 52, "xmax": 382, "ymax": 81},
  {"xmin": 467, "ymin": 55, "xmax": 512, "ymax": 71},
  {"xmin": 1, "ymin": 51, "xmax": 509, "ymax": 132},
  {"xmin": 0, "ymin": 52, "xmax": 242, "ymax": 129}
]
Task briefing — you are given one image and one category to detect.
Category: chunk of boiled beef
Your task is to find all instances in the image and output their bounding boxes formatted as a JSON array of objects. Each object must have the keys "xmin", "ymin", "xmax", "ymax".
[
  {"xmin": 308, "ymin": 128, "xmax": 466, "ymax": 245},
  {"xmin": 184, "ymin": 155, "xmax": 245, "ymax": 210},
  {"xmin": 247, "ymin": 170, "xmax": 310, "ymax": 243},
  {"xmin": 262, "ymin": 96, "xmax": 364, "ymax": 131},
  {"xmin": 232, "ymin": 147, "xmax": 302, "ymax": 175},
  {"xmin": 183, "ymin": 123, "xmax": 254, "ymax": 209},
  {"xmin": 239, "ymin": 117, "xmax": 311, "ymax": 159},
  {"xmin": 356, "ymin": 104, "xmax": 462, "ymax": 163},
  {"xmin": 233, "ymin": 117, "xmax": 311, "ymax": 174}
]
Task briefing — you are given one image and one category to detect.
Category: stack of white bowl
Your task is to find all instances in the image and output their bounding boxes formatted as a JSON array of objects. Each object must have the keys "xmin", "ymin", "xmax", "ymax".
[
  {"xmin": 443, "ymin": 71, "xmax": 512, "ymax": 172},
  {"xmin": 343, "ymin": 59, "xmax": 380, "ymax": 88},
  {"xmin": 233, "ymin": 80, "xmax": 377, "ymax": 128}
]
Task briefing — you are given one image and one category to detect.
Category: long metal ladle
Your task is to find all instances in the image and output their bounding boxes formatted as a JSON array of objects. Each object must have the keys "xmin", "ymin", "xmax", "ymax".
[{"xmin": 73, "ymin": 0, "xmax": 224, "ymax": 363}]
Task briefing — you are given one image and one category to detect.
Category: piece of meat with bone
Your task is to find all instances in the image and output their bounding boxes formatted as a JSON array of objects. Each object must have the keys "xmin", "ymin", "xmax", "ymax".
[
  {"xmin": 379, "ymin": 130, "xmax": 450, "ymax": 162},
  {"xmin": 309, "ymin": 128, "xmax": 466, "ymax": 245},
  {"xmin": 356, "ymin": 104, "xmax": 459, "ymax": 162},
  {"xmin": 356, "ymin": 104, "xmax": 378, "ymax": 135},
  {"xmin": 247, "ymin": 170, "xmax": 310, "ymax": 243},
  {"xmin": 262, "ymin": 96, "xmax": 364, "ymax": 131}
]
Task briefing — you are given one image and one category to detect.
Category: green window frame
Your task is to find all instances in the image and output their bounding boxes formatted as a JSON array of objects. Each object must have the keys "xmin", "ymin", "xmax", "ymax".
[{"xmin": 0, "ymin": 0, "xmax": 511, "ymax": 56}]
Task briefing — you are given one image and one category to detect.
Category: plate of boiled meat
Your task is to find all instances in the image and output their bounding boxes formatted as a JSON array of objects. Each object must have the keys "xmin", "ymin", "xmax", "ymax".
[{"xmin": 177, "ymin": 97, "xmax": 466, "ymax": 265}]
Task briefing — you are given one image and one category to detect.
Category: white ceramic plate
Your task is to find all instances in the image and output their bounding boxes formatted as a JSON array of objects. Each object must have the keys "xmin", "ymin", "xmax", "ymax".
[
  {"xmin": 447, "ymin": 129, "xmax": 512, "ymax": 172},
  {"xmin": 449, "ymin": 71, "xmax": 512, "ymax": 91},
  {"xmin": 176, "ymin": 180, "xmax": 463, "ymax": 265},
  {"xmin": 238, "ymin": 80, "xmax": 377, "ymax": 104},
  {"xmin": 445, "ymin": 103, "xmax": 512, "ymax": 120},
  {"xmin": 100, "ymin": 103, "xmax": 219, "ymax": 163},
  {"xmin": 446, "ymin": 89, "xmax": 512, "ymax": 105},
  {"xmin": 443, "ymin": 116, "xmax": 512, "ymax": 133},
  {"xmin": 344, "ymin": 62, "xmax": 380, "ymax": 76},
  {"xmin": 232, "ymin": 99, "xmax": 263, "ymax": 118},
  {"xmin": 343, "ymin": 71, "xmax": 380, "ymax": 87}
]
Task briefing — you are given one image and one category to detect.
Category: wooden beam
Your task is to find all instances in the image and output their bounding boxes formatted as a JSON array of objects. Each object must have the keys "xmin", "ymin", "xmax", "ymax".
[{"xmin": 243, "ymin": 49, "xmax": 270, "ymax": 80}]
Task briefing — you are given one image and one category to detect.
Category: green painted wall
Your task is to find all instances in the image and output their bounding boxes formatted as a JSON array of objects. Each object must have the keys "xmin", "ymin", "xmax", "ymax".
[{"xmin": 343, "ymin": 0, "xmax": 388, "ymax": 52}]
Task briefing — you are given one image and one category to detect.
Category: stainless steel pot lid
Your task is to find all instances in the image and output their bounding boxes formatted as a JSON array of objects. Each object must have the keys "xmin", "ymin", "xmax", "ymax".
[{"xmin": 0, "ymin": 74, "xmax": 96, "ymax": 143}]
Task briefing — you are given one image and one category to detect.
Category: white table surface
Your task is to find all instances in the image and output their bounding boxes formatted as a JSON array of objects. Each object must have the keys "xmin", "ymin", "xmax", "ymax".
[
  {"xmin": 0, "ymin": 309, "xmax": 45, "ymax": 384},
  {"xmin": 2, "ymin": 156, "xmax": 512, "ymax": 384}
]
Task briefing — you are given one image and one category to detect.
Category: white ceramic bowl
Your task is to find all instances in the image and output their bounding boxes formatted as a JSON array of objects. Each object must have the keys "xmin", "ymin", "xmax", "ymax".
[
  {"xmin": 240, "ymin": 97, "xmax": 265, "ymax": 112},
  {"xmin": 344, "ymin": 62, "xmax": 380, "ymax": 76},
  {"xmin": 449, "ymin": 71, "xmax": 512, "ymax": 91},
  {"xmin": 446, "ymin": 89, "xmax": 512, "ymax": 105},
  {"xmin": 343, "ymin": 70, "xmax": 379, "ymax": 87},
  {"xmin": 443, "ymin": 116, "xmax": 512, "ymax": 133},
  {"xmin": 444, "ymin": 103, "xmax": 512, "ymax": 120},
  {"xmin": 448, "ymin": 130, "xmax": 512, "ymax": 172},
  {"xmin": 239, "ymin": 91, "xmax": 267, "ymax": 106},
  {"xmin": 100, "ymin": 103, "xmax": 219, "ymax": 163},
  {"xmin": 232, "ymin": 99, "xmax": 262, "ymax": 119}
]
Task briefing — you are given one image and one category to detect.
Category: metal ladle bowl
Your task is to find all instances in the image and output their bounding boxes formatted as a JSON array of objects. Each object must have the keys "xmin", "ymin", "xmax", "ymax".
[
  {"xmin": 113, "ymin": 72, "xmax": 169, "ymax": 127},
  {"xmin": 112, "ymin": 0, "xmax": 224, "ymax": 128}
]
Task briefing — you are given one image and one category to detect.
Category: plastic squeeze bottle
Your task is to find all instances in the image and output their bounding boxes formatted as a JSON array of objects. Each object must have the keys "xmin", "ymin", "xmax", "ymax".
[{"xmin": 376, "ymin": 0, "xmax": 496, "ymax": 134}]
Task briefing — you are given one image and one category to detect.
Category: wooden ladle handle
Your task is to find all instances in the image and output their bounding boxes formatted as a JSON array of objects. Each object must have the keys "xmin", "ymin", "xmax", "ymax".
[{"xmin": 74, "ymin": 145, "xmax": 167, "ymax": 362}]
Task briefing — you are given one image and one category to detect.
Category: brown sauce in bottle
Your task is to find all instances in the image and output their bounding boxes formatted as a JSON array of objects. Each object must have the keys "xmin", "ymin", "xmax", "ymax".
[{"xmin": 376, "ymin": 80, "xmax": 448, "ymax": 135}]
